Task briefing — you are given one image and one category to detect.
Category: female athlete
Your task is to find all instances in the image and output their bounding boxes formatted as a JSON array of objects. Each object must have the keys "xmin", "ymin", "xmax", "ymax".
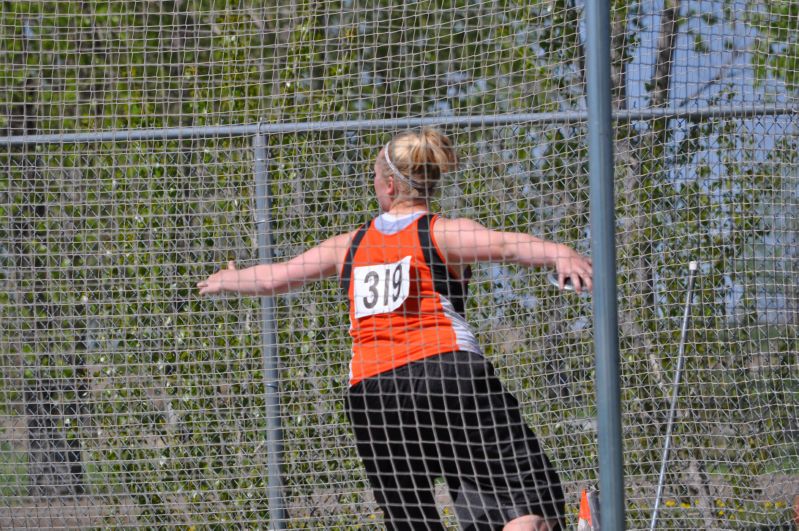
[{"xmin": 197, "ymin": 128, "xmax": 593, "ymax": 531}]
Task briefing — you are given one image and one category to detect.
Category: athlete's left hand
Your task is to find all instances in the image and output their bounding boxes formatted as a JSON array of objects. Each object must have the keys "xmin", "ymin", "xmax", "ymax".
[{"xmin": 554, "ymin": 252, "xmax": 592, "ymax": 293}]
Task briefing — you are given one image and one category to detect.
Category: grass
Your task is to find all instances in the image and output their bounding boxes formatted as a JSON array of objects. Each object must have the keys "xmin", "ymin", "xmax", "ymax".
[{"xmin": 0, "ymin": 438, "xmax": 28, "ymax": 497}]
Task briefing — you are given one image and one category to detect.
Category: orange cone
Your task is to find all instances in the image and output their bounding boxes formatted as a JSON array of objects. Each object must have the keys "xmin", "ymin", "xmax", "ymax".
[
  {"xmin": 793, "ymin": 494, "xmax": 799, "ymax": 528},
  {"xmin": 577, "ymin": 490, "xmax": 593, "ymax": 531}
]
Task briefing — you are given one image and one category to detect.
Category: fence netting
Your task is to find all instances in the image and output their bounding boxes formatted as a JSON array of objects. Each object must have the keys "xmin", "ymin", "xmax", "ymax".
[{"xmin": 1, "ymin": 1, "xmax": 797, "ymax": 529}]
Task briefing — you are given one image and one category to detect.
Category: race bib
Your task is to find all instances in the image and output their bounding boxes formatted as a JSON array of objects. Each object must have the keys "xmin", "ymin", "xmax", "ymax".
[{"xmin": 353, "ymin": 256, "xmax": 412, "ymax": 318}]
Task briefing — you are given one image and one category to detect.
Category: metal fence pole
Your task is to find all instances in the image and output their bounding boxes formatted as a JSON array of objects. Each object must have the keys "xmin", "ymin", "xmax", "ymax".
[
  {"xmin": 585, "ymin": 0, "xmax": 626, "ymax": 529},
  {"xmin": 252, "ymin": 132, "xmax": 285, "ymax": 529},
  {"xmin": 1, "ymin": 106, "xmax": 796, "ymax": 146}
]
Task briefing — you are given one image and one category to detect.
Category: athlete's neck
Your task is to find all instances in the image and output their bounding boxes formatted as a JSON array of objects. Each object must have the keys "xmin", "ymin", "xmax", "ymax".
[{"xmin": 386, "ymin": 199, "xmax": 428, "ymax": 216}]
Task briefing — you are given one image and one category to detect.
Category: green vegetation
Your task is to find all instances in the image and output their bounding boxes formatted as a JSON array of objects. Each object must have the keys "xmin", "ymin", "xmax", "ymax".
[{"xmin": 0, "ymin": 1, "xmax": 796, "ymax": 529}]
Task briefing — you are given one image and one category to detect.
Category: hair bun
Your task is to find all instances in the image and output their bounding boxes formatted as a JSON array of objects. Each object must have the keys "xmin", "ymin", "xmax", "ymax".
[{"xmin": 388, "ymin": 128, "xmax": 457, "ymax": 197}]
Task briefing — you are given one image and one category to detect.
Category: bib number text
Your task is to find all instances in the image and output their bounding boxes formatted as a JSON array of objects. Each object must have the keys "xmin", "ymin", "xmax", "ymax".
[{"xmin": 353, "ymin": 256, "xmax": 411, "ymax": 318}]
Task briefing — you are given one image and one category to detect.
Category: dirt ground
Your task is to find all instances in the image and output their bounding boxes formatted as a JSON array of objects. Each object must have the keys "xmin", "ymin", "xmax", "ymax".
[
  {"xmin": 0, "ymin": 496, "xmax": 142, "ymax": 530},
  {"xmin": 2, "ymin": 415, "xmax": 797, "ymax": 529}
]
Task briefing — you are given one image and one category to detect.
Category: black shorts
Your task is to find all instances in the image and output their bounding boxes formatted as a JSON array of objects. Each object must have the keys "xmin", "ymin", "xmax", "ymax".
[{"xmin": 345, "ymin": 351, "xmax": 565, "ymax": 531}]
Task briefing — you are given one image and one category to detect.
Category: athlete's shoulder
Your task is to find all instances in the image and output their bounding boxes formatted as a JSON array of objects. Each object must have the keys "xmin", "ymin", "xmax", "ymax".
[{"xmin": 432, "ymin": 216, "xmax": 487, "ymax": 237}]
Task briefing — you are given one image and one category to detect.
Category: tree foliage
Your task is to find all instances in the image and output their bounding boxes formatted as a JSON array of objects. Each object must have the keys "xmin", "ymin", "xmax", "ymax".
[{"xmin": 0, "ymin": 0, "xmax": 796, "ymax": 528}]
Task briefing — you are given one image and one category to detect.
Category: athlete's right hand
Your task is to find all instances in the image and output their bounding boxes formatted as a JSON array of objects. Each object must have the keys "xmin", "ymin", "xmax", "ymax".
[{"xmin": 197, "ymin": 260, "xmax": 238, "ymax": 296}]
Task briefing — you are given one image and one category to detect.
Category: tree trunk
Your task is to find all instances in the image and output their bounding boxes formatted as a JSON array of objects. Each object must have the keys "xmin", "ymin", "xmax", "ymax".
[
  {"xmin": 13, "ymin": 28, "xmax": 86, "ymax": 496},
  {"xmin": 25, "ymin": 354, "xmax": 86, "ymax": 497},
  {"xmin": 649, "ymin": 0, "xmax": 680, "ymax": 108}
]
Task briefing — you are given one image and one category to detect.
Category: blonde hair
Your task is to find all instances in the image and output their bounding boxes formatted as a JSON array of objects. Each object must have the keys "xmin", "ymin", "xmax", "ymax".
[{"xmin": 381, "ymin": 128, "xmax": 458, "ymax": 198}]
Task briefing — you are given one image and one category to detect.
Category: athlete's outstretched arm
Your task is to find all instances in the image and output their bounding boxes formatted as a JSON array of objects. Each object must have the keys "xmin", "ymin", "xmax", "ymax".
[
  {"xmin": 197, "ymin": 231, "xmax": 354, "ymax": 296},
  {"xmin": 434, "ymin": 217, "xmax": 593, "ymax": 292}
]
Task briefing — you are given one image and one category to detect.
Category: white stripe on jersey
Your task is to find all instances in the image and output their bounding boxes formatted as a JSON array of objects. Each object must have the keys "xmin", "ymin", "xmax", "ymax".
[{"xmin": 438, "ymin": 295, "xmax": 483, "ymax": 356}]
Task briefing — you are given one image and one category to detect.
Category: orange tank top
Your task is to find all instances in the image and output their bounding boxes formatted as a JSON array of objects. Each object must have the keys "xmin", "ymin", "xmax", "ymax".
[{"xmin": 340, "ymin": 213, "xmax": 483, "ymax": 386}]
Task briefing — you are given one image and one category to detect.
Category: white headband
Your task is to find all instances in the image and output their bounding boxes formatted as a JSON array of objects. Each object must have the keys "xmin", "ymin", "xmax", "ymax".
[{"xmin": 384, "ymin": 141, "xmax": 428, "ymax": 195}]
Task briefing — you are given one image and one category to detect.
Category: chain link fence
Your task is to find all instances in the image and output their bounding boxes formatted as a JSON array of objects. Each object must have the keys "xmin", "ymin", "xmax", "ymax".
[{"xmin": 1, "ymin": 1, "xmax": 797, "ymax": 528}]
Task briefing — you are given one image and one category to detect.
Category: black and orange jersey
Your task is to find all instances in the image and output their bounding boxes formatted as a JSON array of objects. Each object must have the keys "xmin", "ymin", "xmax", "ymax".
[{"xmin": 340, "ymin": 212, "xmax": 482, "ymax": 386}]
